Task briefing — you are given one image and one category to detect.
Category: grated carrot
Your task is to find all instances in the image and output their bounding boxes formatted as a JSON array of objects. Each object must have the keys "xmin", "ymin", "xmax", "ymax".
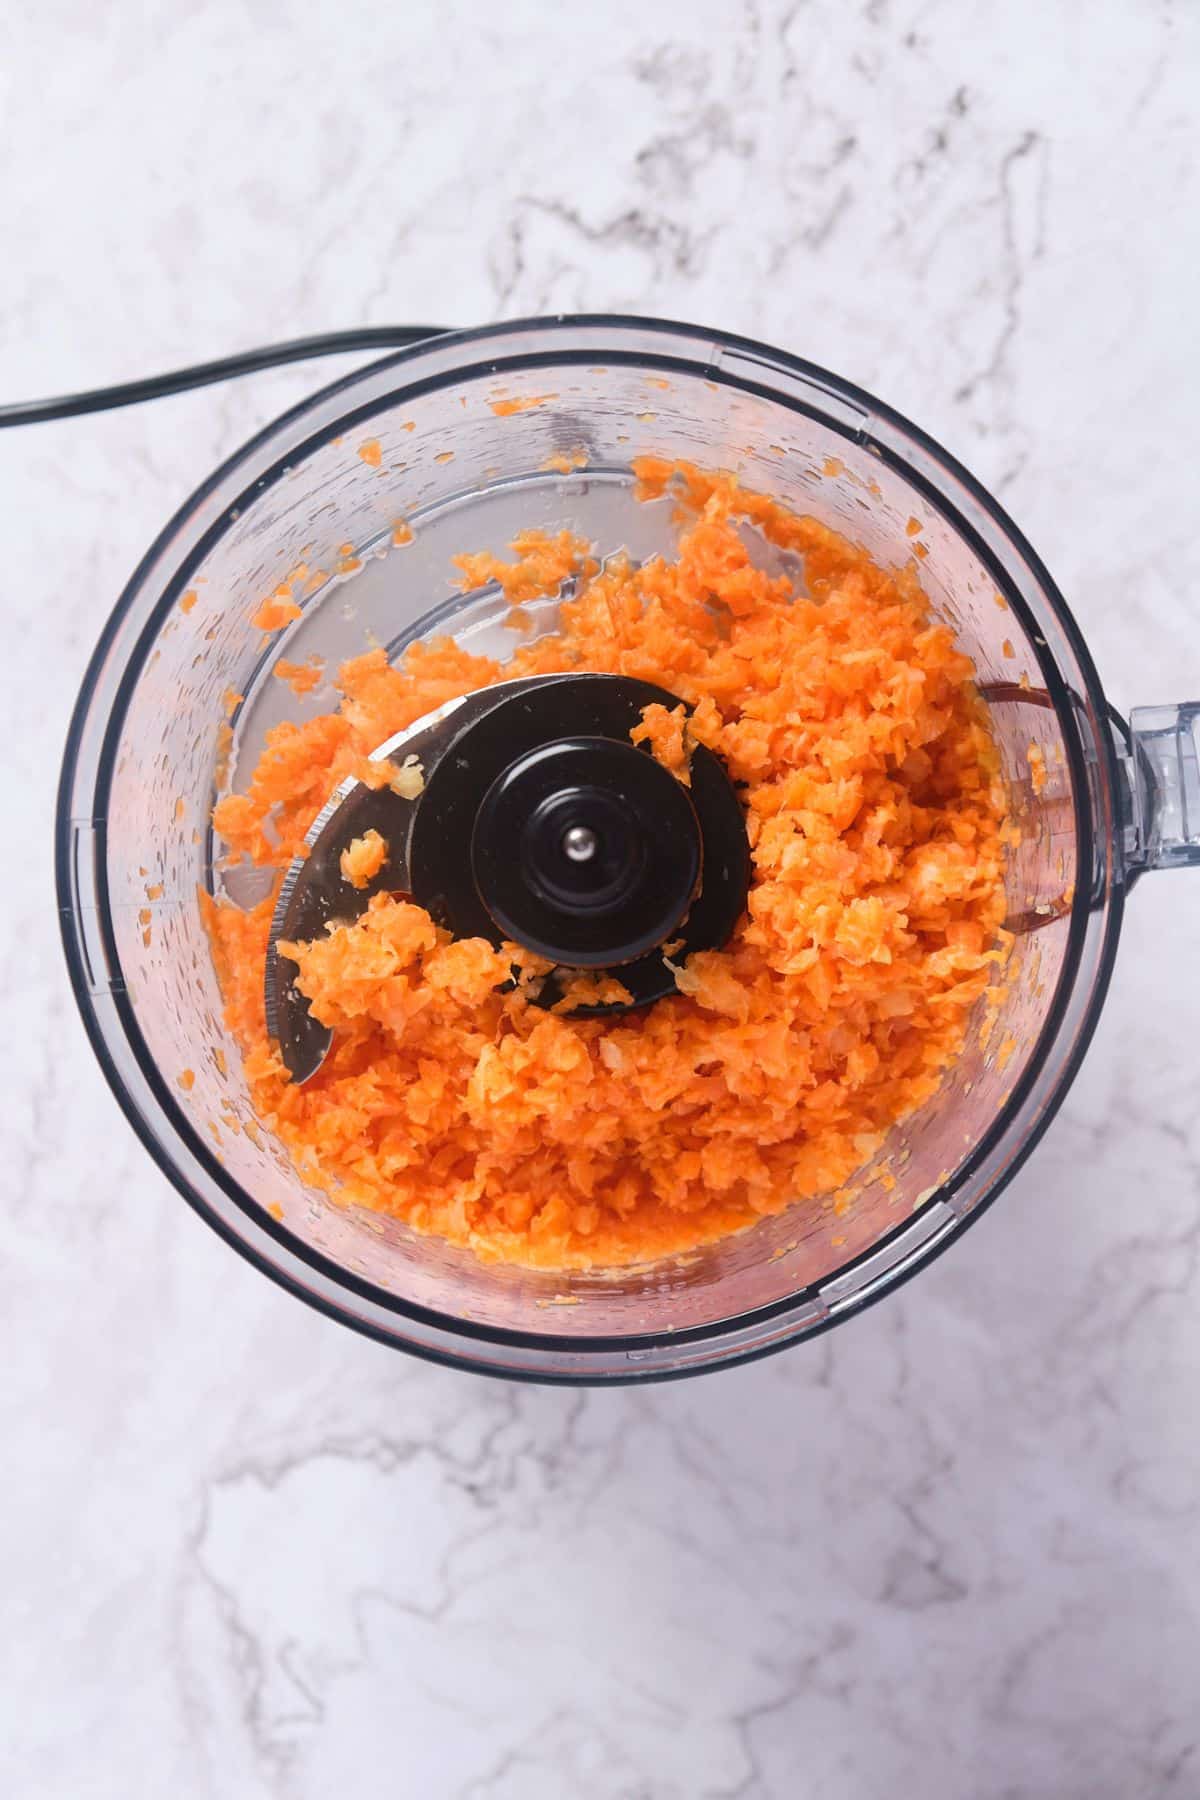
[
  {"xmin": 206, "ymin": 461, "xmax": 1008, "ymax": 1270},
  {"xmin": 488, "ymin": 393, "xmax": 558, "ymax": 415},
  {"xmin": 340, "ymin": 829, "xmax": 388, "ymax": 889},
  {"xmin": 274, "ymin": 656, "xmax": 324, "ymax": 697},
  {"xmin": 540, "ymin": 449, "xmax": 588, "ymax": 473},
  {"xmin": 253, "ymin": 586, "xmax": 302, "ymax": 631}
]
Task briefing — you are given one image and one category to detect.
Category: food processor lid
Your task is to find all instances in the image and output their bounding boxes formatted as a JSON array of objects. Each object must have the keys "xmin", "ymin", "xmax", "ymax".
[{"xmin": 266, "ymin": 670, "xmax": 750, "ymax": 1082}]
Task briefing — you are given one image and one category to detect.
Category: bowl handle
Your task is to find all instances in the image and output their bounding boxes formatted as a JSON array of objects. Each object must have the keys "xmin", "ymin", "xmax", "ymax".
[{"xmin": 1121, "ymin": 704, "xmax": 1200, "ymax": 878}]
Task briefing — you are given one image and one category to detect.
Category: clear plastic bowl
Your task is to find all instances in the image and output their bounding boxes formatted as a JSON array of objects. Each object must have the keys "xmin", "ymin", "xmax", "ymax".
[{"xmin": 56, "ymin": 317, "xmax": 1200, "ymax": 1382}]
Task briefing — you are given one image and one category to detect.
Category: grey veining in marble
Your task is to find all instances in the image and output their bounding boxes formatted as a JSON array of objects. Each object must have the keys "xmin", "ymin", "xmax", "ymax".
[{"xmin": 2, "ymin": 1, "xmax": 1199, "ymax": 1795}]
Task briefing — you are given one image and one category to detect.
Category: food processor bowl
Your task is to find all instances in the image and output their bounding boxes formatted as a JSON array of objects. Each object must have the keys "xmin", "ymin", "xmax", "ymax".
[{"xmin": 56, "ymin": 317, "xmax": 1200, "ymax": 1382}]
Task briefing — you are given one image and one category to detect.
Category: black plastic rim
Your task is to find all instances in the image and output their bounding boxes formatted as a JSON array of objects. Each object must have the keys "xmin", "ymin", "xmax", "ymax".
[{"xmin": 54, "ymin": 313, "xmax": 1127, "ymax": 1384}]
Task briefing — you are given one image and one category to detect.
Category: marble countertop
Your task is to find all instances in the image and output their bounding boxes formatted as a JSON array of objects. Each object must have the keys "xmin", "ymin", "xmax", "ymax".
[{"xmin": 4, "ymin": 2, "xmax": 1199, "ymax": 1794}]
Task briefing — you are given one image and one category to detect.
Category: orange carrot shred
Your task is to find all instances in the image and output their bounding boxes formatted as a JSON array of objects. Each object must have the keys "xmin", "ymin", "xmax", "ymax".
[{"xmin": 205, "ymin": 461, "xmax": 1008, "ymax": 1271}]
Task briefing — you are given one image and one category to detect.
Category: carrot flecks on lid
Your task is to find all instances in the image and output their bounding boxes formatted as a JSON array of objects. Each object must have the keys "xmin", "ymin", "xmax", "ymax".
[
  {"xmin": 488, "ymin": 393, "xmax": 558, "ymax": 415},
  {"xmin": 540, "ymin": 449, "xmax": 587, "ymax": 473},
  {"xmin": 252, "ymin": 587, "xmax": 302, "ymax": 631}
]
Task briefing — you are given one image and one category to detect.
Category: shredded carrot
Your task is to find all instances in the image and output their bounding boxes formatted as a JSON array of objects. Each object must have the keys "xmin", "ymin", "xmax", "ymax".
[
  {"xmin": 357, "ymin": 439, "xmax": 382, "ymax": 469},
  {"xmin": 339, "ymin": 829, "xmax": 388, "ymax": 889},
  {"xmin": 207, "ymin": 460, "xmax": 1008, "ymax": 1270},
  {"xmin": 253, "ymin": 586, "xmax": 303, "ymax": 631},
  {"xmin": 274, "ymin": 657, "xmax": 325, "ymax": 697},
  {"xmin": 632, "ymin": 701, "xmax": 692, "ymax": 786},
  {"xmin": 540, "ymin": 449, "xmax": 588, "ymax": 473},
  {"xmin": 488, "ymin": 393, "xmax": 558, "ymax": 415},
  {"xmin": 386, "ymin": 756, "xmax": 426, "ymax": 799},
  {"xmin": 454, "ymin": 529, "xmax": 597, "ymax": 605}
]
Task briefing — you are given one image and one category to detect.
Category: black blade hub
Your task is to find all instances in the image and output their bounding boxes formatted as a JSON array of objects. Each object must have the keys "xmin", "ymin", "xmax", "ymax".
[
  {"xmin": 472, "ymin": 735, "xmax": 701, "ymax": 966},
  {"xmin": 409, "ymin": 673, "xmax": 749, "ymax": 1012},
  {"xmin": 267, "ymin": 670, "xmax": 751, "ymax": 1081}
]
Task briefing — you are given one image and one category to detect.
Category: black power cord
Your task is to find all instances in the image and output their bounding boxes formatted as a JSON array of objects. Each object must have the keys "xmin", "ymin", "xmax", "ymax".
[{"xmin": 0, "ymin": 326, "xmax": 451, "ymax": 428}]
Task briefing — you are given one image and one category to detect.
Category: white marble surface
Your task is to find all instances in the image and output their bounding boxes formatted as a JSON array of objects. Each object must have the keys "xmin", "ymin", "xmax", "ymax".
[{"xmin": 3, "ymin": 2, "xmax": 1200, "ymax": 1794}]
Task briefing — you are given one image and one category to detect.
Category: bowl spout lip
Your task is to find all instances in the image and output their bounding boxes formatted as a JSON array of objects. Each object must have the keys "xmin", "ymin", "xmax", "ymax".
[{"xmin": 54, "ymin": 313, "xmax": 1125, "ymax": 1383}]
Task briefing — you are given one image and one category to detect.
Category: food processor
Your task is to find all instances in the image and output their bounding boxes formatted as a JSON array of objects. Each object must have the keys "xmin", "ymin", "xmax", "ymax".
[{"xmin": 55, "ymin": 316, "xmax": 1200, "ymax": 1382}]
